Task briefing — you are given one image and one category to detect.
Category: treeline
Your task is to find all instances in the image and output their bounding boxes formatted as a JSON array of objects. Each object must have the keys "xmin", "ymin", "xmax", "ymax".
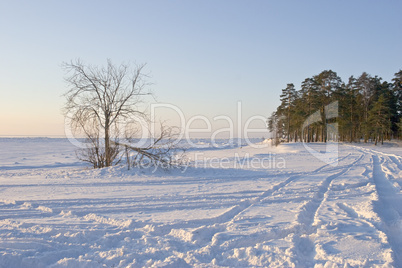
[{"xmin": 268, "ymin": 70, "xmax": 402, "ymax": 145}]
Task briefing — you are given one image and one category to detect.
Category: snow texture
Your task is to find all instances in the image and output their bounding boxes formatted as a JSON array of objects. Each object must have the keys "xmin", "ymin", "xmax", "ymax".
[{"xmin": 0, "ymin": 138, "xmax": 401, "ymax": 267}]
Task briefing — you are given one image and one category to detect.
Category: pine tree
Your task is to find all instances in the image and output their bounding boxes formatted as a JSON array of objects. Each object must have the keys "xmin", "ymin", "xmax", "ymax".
[
  {"xmin": 269, "ymin": 69, "xmax": 400, "ymax": 144},
  {"xmin": 356, "ymin": 72, "xmax": 378, "ymax": 142},
  {"xmin": 313, "ymin": 70, "xmax": 342, "ymax": 142},
  {"xmin": 392, "ymin": 70, "xmax": 402, "ymax": 139},
  {"xmin": 368, "ymin": 94, "xmax": 391, "ymax": 145},
  {"xmin": 279, "ymin": 83, "xmax": 297, "ymax": 142},
  {"xmin": 397, "ymin": 118, "xmax": 402, "ymax": 139},
  {"xmin": 300, "ymin": 77, "xmax": 320, "ymax": 142},
  {"xmin": 334, "ymin": 80, "xmax": 356, "ymax": 142}
]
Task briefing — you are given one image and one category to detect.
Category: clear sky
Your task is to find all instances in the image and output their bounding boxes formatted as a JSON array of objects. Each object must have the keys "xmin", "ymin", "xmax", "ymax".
[{"xmin": 1, "ymin": 0, "xmax": 401, "ymax": 137}]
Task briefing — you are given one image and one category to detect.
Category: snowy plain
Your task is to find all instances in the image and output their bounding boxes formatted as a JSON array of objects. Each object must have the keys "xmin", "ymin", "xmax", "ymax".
[{"xmin": 0, "ymin": 138, "xmax": 401, "ymax": 267}]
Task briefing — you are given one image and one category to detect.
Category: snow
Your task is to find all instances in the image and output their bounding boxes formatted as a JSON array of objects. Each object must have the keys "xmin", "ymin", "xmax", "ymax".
[{"xmin": 0, "ymin": 138, "xmax": 401, "ymax": 267}]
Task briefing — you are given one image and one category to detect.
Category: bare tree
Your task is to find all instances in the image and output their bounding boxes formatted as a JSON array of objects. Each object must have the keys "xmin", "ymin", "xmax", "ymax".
[
  {"xmin": 115, "ymin": 123, "xmax": 187, "ymax": 170},
  {"xmin": 63, "ymin": 59, "xmax": 151, "ymax": 168}
]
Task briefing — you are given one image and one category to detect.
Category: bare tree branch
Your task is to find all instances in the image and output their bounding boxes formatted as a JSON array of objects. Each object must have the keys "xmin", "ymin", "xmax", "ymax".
[
  {"xmin": 63, "ymin": 59, "xmax": 182, "ymax": 170},
  {"xmin": 63, "ymin": 59, "xmax": 151, "ymax": 168}
]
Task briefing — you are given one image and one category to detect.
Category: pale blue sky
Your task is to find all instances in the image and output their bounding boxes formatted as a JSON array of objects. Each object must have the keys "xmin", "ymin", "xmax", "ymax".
[{"xmin": 1, "ymin": 0, "xmax": 401, "ymax": 136}]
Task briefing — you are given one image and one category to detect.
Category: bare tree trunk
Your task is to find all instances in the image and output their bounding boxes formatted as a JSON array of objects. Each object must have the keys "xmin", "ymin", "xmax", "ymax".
[
  {"xmin": 287, "ymin": 107, "xmax": 290, "ymax": 143},
  {"xmin": 63, "ymin": 59, "xmax": 151, "ymax": 169},
  {"xmin": 320, "ymin": 107, "xmax": 325, "ymax": 142},
  {"xmin": 105, "ymin": 119, "xmax": 111, "ymax": 167},
  {"xmin": 125, "ymin": 145, "xmax": 130, "ymax": 170}
]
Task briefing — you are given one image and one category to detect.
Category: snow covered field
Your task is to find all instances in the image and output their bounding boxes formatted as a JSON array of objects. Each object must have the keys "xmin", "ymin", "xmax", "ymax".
[{"xmin": 0, "ymin": 138, "xmax": 401, "ymax": 267}]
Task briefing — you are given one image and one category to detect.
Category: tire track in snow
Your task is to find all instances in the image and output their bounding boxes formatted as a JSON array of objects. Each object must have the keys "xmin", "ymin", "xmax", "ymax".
[
  {"xmin": 299, "ymin": 152, "xmax": 365, "ymax": 228},
  {"xmin": 209, "ymin": 152, "xmax": 356, "ymax": 229},
  {"xmin": 175, "ymin": 153, "xmax": 362, "ymax": 265},
  {"xmin": 290, "ymin": 153, "xmax": 365, "ymax": 267},
  {"xmin": 155, "ymin": 175, "xmax": 297, "ymax": 238},
  {"xmin": 371, "ymin": 154, "xmax": 402, "ymax": 267},
  {"xmin": 164, "ymin": 153, "xmax": 356, "ymax": 241},
  {"xmin": 344, "ymin": 143, "xmax": 402, "ymax": 160},
  {"xmin": 120, "ymin": 151, "xmax": 360, "ymax": 266},
  {"xmin": 389, "ymin": 155, "xmax": 402, "ymax": 170},
  {"xmin": 341, "ymin": 144, "xmax": 402, "ymax": 266}
]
